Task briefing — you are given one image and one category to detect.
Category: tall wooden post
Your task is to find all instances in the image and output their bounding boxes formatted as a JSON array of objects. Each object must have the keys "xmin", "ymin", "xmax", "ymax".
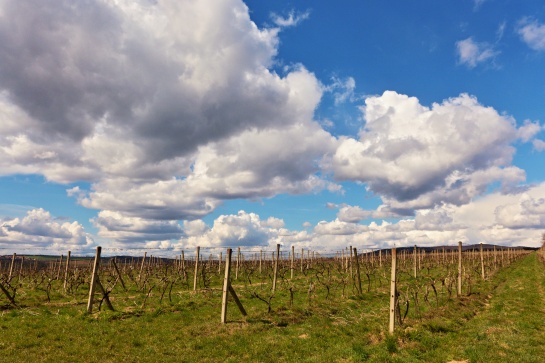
[
  {"xmin": 236, "ymin": 247, "xmax": 240, "ymax": 280},
  {"xmin": 300, "ymin": 248, "xmax": 304, "ymax": 273},
  {"xmin": 389, "ymin": 248, "xmax": 397, "ymax": 334},
  {"xmin": 353, "ymin": 247, "xmax": 362, "ymax": 295},
  {"xmin": 138, "ymin": 251, "xmax": 147, "ymax": 284},
  {"xmin": 457, "ymin": 241, "xmax": 463, "ymax": 296},
  {"xmin": 8, "ymin": 253, "xmax": 16, "ymax": 281},
  {"xmin": 413, "ymin": 245, "xmax": 418, "ymax": 278},
  {"xmin": 63, "ymin": 251, "xmax": 71, "ymax": 291},
  {"xmin": 272, "ymin": 244, "xmax": 280, "ymax": 292},
  {"xmin": 193, "ymin": 246, "xmax": 200, "ymax": 291},
  {"xmin": 291, "ymin": 245, "xmax": 295, "ymax": 279},
  {"xmin": 87, "ymin": 246, "xmax": 102, "ymax": 314},
  {"xmin": 480, "ymin": 242, "xmax": 485, "ymax": 280},
  {"xmin": 221, "ymin": 248, "xmax": 232, "ymax": 323}
]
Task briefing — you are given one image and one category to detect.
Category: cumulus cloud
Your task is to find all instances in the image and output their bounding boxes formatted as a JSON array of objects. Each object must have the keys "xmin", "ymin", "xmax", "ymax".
[
  {"xmin": 0, "ymin": 208, "xmax": 94, "ymax": 250},
  {"xmin": 456, "ymin": 37, "xmax": 499, "ymax": 68},
  {"xmin": 182, "ymin": 211, "xmax": 275, "ymax": 248},
  {"xmin": 92, "ymin": 210, "xmax": 184, "ymax": 244},
  {"xmin": 517, "ymin": 18, "xmax": 545, "ymax": 51},
  {"xmin": 329, "ymin": 91, "xmax": 525, "ymax": 213},
  {"xmin": 0, "ymin": 0, "xmax": 339, "ymax": 242},
  {"xmin": 337, "ymin": 204, "xmax": 398, "ymax": 223}
]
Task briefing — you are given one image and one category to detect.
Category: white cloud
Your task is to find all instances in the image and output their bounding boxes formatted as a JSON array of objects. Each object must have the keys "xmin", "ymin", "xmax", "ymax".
[
  {"xmin": 456, "ymin": 37, "xmax": 499, "ymax": 68},
  {"xmin": 271, "ymin": 10, "xmax": 310, "ymax": 28},
  {"xmin": 0, "ymin": 0, "xmax": 339, "ymax": 241},
  {"xmin": 517, "ymin": 18, "xmax": 545, "ymax": 51},
  {"xmin": 326, "ymin": 76, "xmax": 358, "ymax": 105},
  {"xmin": 92, "ymin": 210, "xmax": 184, "ymax": 244},
  {"xmin": 517, "ymin": 119, "xmax": 542, "ymax": 142},
  {"xmin": 182, "ymin": 211, "xmax": 275, "ymax": 248},
  {"xmin": 329, "ymin": 91, "xmax": 523, "ymax": 213},
  {"xmin": 533, "ymin": 139, "xmax": 545, "ymax": 152},
  {"xmin": 0, "ymin": 208, "xmax": 94, "ymax": 250},
  {"xmin": 314, "ymin": 219, "xmax": 368, "ymax": 236}
]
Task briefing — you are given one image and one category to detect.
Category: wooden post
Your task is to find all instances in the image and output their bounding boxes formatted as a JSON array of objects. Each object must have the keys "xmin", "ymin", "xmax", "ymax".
[
  {"xmin": 480, "ymin": 242, "xmax": 485, "ymax": 280},
  {"xmin": 138, "ymin": 251, "xmax": 147, "ymax": 284},
  {"xmin": 259, "ymin": 249, "xmax": 263, "ymax": 274},
  {"xmin": 112, "ymin": 258, "xmax": 126, "ymax": 291},
  {"xmin": 8, "ymin": 253, "xmax": 16, "ymax": 282},
  {"xmin": 389, "ymin": 248, "xmax": 397, "ymax": 334},
  {"xmin": 457, "ymin": 241, "xmax": 463, "ymax": 296},
  {"xmin": 221, "ymin": 248, "xmax": 232, "ymax": 323},
  {"xmin": 236, "ymin": 247, "xmax": 240, "ymax": 280},
  {"xmin": 193, "ymin": 246, "xmax": 200, "ymax": 291},
  {"xmin": 413, "ymin": 245, "xmax": 418, "ymax": 278},
  {"xmin": 300, "ymin": 248, "xmax": 304, "ymax": 273},
  {"xmin": 218, "ymin": 251, "xmax": 222, "ymax": 275},
  {"xmin": 221, "ymin": 248, "xmax": 247, "ymax": 323},
  {"xmin": 272, "ymin": 244, "xmax": 280, "ymax": 292},
  {"xmin": 353, "ymin": 247, "xmax": 362, "ymax": 295},
  {"xmin": 63, "ymin": 251, "xmax": 71, "ymax": 291},
  {"xmin": 87, "ymin": 246, "xmax": 102, "ymax": 314},
  {"xmin": 291, "ymin": 245, "xmax": 295, "ymax": 279},
  {"xmin": 56, "ymin": 255, "xmax": 63, "ymax": 280}
]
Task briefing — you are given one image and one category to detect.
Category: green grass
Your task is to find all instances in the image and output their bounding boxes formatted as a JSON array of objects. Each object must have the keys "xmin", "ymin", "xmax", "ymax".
[{"xmin": 1, "ymin": 252, "xmax": 543, "ymax": 362}]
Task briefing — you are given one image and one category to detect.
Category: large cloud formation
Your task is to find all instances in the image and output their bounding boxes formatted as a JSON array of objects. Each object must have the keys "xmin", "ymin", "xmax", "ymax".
[
  {"xmin": 0, "ymin": 0, "xmax": 543, "ymax": 251},
  {"xmin": 330, "ymin": 91, "xmax": 530, "ymax": 214},
  {"xmin": 0, "ymin": 0, "xmax": 336, "ymax": 245}
]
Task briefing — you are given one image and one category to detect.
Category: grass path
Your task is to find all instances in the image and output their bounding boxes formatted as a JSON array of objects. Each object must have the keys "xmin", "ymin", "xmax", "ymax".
[{"xmin": 416, "ymin": 252, "xmax": 545, "ymax": 363}]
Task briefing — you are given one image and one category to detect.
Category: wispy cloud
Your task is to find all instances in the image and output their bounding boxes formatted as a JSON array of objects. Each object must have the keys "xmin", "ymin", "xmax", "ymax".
[
  {"xmin": 456, "ymin": 37, "xmax": 499, "ymax": 68},
  {"xmin": 271, "ymin": 9, "xmax": 310, "ymax": 28},
  {"xmin": 517, "ymin": 18, "xmax": 545, "ymax": 51}
]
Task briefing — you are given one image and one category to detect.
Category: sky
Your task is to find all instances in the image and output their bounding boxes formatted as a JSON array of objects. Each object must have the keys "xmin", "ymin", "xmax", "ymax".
[{"xmin": 1, "ymin": 0, "xmax": 545, "ymax": 256}]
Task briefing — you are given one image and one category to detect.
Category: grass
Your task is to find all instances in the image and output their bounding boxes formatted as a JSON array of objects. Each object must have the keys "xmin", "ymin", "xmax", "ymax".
[{"xmin": 0, "ymin": 251, "xmax": 543, "ymax": 362}]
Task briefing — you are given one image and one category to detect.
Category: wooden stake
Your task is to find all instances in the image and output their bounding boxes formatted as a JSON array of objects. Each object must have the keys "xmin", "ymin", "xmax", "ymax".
[
  {"xmin": 221, "ymin": 248, "xmax": 232, "ymax": 323},
  {"xmin": 413, "ymin": 245, "xmax": 418, "ymax": 278},
  {"xmin": 480, "ymin": 242, "xmax": 485, "ymax": 280},
  {"xmin": 353, "ymin": 247, "xmax": 362, "ymax": 295},
  {"xmin": 272, "ymin": 244, "xmax": 280, "ymax": 292},
  {"xmin": 63, "ymin": 251, "xmax": 71, "ymax": 291},
  {"xmin": 112, "ymin": 258, "xmax": 126, "ymax": 291},
  {"xmin": 389, "ymin": 248, "xmax": 397, "ymax": 334},
  {"xmin": 291, "ymin": 245, "xmax": 295, "ymax": 279},
  {"xmin": 87, "ymin": 246, "xmax": 102, "ymax": 314},
  {"xmin": 8, "ymin": 253, "xmax": 16, "ymax": 282},
  {"xmin": 193, "ymin": 246, "xmax": 200, "ymax": 291},
  {"xmin": 457, "ymin": 241, "xmax": 463, "ymax": 296}
]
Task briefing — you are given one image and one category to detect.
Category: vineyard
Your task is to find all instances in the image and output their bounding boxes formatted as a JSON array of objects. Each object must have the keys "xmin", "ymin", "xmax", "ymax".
[{"xmin": 0, "ymin": 244, "xmax": 541, "ymax": 362}]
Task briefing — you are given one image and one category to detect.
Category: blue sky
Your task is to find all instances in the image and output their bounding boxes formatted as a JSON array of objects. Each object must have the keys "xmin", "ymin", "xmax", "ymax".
[{"xmin": 1, "ymin": 0, "xmax": 545, "ymax": 255}]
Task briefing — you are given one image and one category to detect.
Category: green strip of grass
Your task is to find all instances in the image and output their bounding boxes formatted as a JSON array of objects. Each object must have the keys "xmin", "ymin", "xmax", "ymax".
[
  {"xmin": 396, "ymin": 252, "xmax": 545, "ymax": 363},
  {"xmin": 1, "ymin": 253, "xmax": 542, "ymax": 362}
]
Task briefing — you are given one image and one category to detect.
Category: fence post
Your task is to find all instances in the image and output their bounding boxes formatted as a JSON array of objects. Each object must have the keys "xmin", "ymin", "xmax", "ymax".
[
  {"xmin": 87, "ymin": 246, "xmax": 101, "ymax": 314},
  {"xmin": 389, "ymin": 247, "xmax": 397, "ymax": 334},
  {"xmin": 272, "ymin": 244, "xmax": 280, "ymax": 292},
  {"xmin": 221, "ymin": 248, "xmax": 232, "ymax": 323},
  {"xmin": 8, "ymin": 253, "xmax": 16, "ymax": 282},
  {"xmin": 413, "ymin": 245, "xmax": 418, "ymax": 278},
  {"xmin": 457, "ymin": 241, "xmax": 463, "ymax": 296},
  {"xmin": 353, "ymin": 247, "xmax": 362, "ymax": 295},
  {"xmin": 480, "ymin": 242, "xmax": 485, "ymax": 280},
  {"xmin": 138, "ymin": 251, "xmax": 147, "ymax": 284},
  {"xmin": 291, "ymin": 245, "xmax": 295, "ymax": 279},
  {"xmin": 63, "ymin": 251, "xmax": 71, "ymax": 291},
  {"xmin": 194, "ymin": 246, "xmax": 200, "ymax": 291}
]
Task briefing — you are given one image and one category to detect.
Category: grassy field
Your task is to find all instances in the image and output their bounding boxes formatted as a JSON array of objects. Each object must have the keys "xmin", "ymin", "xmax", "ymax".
[{"xmin": 0, "ymin": 250, "xmax": 543, "ymax": 362}]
